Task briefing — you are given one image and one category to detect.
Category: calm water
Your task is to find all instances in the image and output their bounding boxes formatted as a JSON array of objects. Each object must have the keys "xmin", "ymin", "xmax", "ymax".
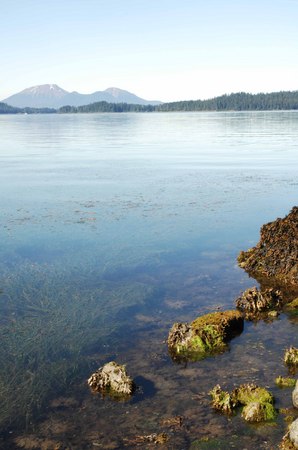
[{"xmin": 0, "ymin": 112, "xmax": 297, "ymax": 449}]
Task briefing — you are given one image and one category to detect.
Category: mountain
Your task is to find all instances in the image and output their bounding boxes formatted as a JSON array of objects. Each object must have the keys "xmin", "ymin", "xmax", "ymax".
[{"xmin": 2, "ymin": 84, "xmax": 161, "ymax": 108}]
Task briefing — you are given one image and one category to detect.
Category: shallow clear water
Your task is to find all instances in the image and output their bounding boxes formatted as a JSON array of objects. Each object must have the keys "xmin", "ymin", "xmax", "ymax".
[{"xmin": 0, "ymin": 112, "xmax": 297, "ymax": 449}]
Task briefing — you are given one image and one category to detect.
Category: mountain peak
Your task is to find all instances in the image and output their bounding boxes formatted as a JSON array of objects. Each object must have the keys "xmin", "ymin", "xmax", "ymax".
[
  {"xmin": 105, "ymin": 87, "xmax": 128, "ymax": 98},
  {"xmin": 23, "ymin": 84, "xmax": 69, "ymax": 97},
  {"xmin": 2, "ymin": 85, "xmax": 162, "ymax": 108}
]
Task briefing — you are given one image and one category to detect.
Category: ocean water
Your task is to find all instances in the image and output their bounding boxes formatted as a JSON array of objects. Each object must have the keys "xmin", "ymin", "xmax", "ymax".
[{"xmin": 0, "ymin": 111, "xmax": 297, "ymax": 449}]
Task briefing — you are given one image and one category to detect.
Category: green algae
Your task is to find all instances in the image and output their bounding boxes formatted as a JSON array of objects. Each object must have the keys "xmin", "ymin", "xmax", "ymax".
[
  {"xmin": 275, "ymin": 376, "xmax": 296, "ymax": 388},
  {"xmin": 287, "ymin": 298, "xmax": 298, "ymax": 309},
  {"xmin": 233, "ymin": 383, "xmax": 274, "ymax": 406},
  {"xmin": 190, "ymin": 437, "xmax": 238, "ymax": 449}
]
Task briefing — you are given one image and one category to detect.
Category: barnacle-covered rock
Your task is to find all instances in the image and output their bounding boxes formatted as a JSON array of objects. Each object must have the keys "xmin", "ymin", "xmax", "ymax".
[
  {"xmin": 238, "ymin": 207, "xmax": 298, "ymax": 287},
  {"xmin": 209, "ymin": 384, "xmax": 237, "ymax": 415},
  {"xmin": 87, "ymin": 361, "xmax": 135, "ymax": 399},
  {"xmin": 235, "ymin": 286, "xmax": 283, "ymax": 316},
  {"xmin": 284, "ymin": 347, "xmax": 298, "ymax": 368},
  {"xmin": 167, "ymin": 310, "xmax": 243, "ymax": 361}
]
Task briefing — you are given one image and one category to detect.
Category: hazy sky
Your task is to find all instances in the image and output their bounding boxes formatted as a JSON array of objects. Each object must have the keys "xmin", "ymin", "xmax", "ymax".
[{"xmin": 1, "ymin": 0, "xmax": 298, "ymax": 102}]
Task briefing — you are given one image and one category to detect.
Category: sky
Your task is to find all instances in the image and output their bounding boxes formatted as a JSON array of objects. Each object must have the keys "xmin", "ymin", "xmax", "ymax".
[{"xmin": 1, "ymin": 0, "xmax": 298, "ymax": 102}]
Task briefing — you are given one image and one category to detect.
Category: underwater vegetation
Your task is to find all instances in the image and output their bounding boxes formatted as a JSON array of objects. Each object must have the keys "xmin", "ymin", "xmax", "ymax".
[{"xmin": 0, "ymin": 259, "xmax": 154, "ymax": 431}]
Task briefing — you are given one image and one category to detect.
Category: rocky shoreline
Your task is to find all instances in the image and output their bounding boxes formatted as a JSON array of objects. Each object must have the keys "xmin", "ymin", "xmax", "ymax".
[{"xmin": 87, "ymin": 207, "xmax": 298, "ymax": 447}]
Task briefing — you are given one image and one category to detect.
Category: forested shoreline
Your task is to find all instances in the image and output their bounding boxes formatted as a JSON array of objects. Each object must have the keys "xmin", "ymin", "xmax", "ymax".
[{"xmin": 1, "ymin": 90, "xmax": 298, "ymax": 114}]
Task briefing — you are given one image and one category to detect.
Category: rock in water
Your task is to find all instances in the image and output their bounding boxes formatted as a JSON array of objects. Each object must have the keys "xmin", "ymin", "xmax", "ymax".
[
  {"xmin": 209, "ymin": 382, "xmax": 277, "ymax": 422},
  {"xmin": 167, "ymin": 310, "xmax": 243, "ymax": 361},
  {"xmin": 289, "ymin": 418, "xmax": 298, "ymax": 448},
  {"xmin": 88, "ymin": 361, "xmax": 134, "ymax": 399},
  {"xmin": 235, "ymin": 286, "xmax": 283, "ymax": 314},
  {"xmin": 293, "ymin": 380, "xmax": 298, "ymax": 408},
  {"xmin": 238, "ymin": 207, "xmax": 298, "ymax": 286},
  {"xmin": 241, "ymin": 402, "xmax": 271, "ymax": 423},
  {"xmin": 284, "ymin": 347, "xmax": 298, "ymax": 368}
]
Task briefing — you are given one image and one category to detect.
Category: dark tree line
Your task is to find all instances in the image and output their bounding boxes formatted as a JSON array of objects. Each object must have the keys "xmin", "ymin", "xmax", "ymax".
[
  {"xmin": 0, "ymin": 103, "xmax": 56, "ymax": 114},
  {"xmin": 58, "ymin": 101, "xmax": 155, "ymax": 113},
  {"xmin": 156, "ymin": 91, "xmax": 298, "ymax": 112}
]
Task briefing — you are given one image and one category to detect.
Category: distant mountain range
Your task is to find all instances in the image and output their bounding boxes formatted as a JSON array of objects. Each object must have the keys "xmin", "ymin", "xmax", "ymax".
[{"xmin": 2, "ymin": 84, "xmax": 162, "ymax": 108}]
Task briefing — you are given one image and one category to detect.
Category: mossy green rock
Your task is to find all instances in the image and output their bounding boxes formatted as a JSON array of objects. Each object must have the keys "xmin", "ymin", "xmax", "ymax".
[
  {"xmin": 241, "ymin": 401, "xmax": 276, "ymax": 422},
  {"xmin": 233, "ymin": 383, "xmax": 274, "ymax": 405},
  {"xmin": 210, "ymin": 383, "xmax": 277, "ymax": 423},
  {"xmin": 275, "ymin": 376, "xmax": 296, "ymax": 388},
  {"xmin": 168, "ymin": 310, "xmax": 243, "ymax": 360}
]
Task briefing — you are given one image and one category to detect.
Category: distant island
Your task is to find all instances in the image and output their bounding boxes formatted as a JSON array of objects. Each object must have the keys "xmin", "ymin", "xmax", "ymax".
[{"xmin": 1, "ymin": 90, "xmax": 298, "ymax": 114}]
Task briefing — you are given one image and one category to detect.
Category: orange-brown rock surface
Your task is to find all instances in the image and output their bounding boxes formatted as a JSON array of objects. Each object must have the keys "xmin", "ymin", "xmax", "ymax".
[{"xmin": 238, "ymin": 207, "xmax": 298, "ymax": 287}]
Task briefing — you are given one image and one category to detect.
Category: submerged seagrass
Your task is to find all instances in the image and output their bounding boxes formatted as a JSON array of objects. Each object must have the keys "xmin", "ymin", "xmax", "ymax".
[
  {"xmin": 167, "ymin": 310, "xmax": 243, "ymax": 361},
  {"xmin": 238, "ymin": 207, "xmax": 298, "ymax": 287}
]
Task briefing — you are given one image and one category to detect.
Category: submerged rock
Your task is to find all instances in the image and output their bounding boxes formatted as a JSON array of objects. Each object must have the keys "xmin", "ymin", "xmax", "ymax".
[
  {"xmin": 87, "ymin": 361, "xmax": 134, "ymax": 399},
  {"xmin": 238, "ymin": 207, "xmax": 298, "ymax": 287},
  {"xmin": 210, "ymin": 382, "xmax": 277, "ymax": 423},
  {"xmin": 235, "ymin": 286, "xmax": 283, "ymax": 316},
  {"xmin": 167, "ymin": 310, "xmax": 243, "ymax": 361}
]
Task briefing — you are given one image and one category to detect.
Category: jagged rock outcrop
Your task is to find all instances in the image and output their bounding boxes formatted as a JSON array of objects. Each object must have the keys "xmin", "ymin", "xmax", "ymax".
[{"xmin": 238, "ymin": 207, "xmax": 298, "ymax": 287}]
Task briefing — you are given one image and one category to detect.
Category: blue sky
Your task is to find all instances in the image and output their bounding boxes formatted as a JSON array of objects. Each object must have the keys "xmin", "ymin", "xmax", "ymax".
[{"xmin": 1, "ymin": 0, "xmax": 298, "ymax": 101}]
